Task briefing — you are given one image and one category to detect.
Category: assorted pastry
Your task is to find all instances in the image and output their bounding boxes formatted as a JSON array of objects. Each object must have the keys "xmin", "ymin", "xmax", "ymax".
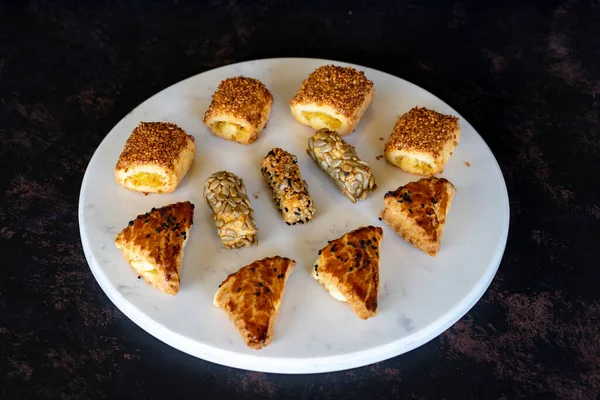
[
  {"xmin": 115, "ymin": 122, "xmax": 196, "ymax": 194},
  {"xmin": 381, "ymin": 177, "xmax": 456, "ymax": 257},
  {"xmin": 112, "ymin": 64, "xmax": 462, "ymax": 348},
  {"xmin": 311, "ymin": 226, "xmax": 382, "ymax": 320},
  {"xmin": 203, "ymin": 76, "xmax": 273, "ymax": 144},
  {"xmin": 290, "ymin": 65, "xmax": 375, "ymax": 135},
  {"xmin": 204, "ymin": 170, "xmax": 258, "ymax": 248},
  {"xmin": 261, "ymin": 148, "xmax": 316, "ymax": 226},
  {"xmin": 114, "ymin": 201, "xmax": 195, "ymax": 295},
  {"xmin": 307, "ymin": 128, "xmax": 377, "ymax": 203},
  {"xmin": 213, "ymin": 256, "xmax": 296, "ymax": 349}
]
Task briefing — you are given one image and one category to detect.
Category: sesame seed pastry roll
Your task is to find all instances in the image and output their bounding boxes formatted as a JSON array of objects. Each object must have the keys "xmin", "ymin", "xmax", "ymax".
[
  {"xmin": 307, "ymin": 128, "xmax": 377, "ymax": 203},
  {"xmin": 204, "ymin": 171, "xmax": 258, "ymax": 249},
  {"xmin": 289, "ymin": 65, "xmax": 375, "ymax": 136},
  {"xmin": 115, "ymin": 122, "xmax": 196, "ymax": 194},
  {"xmin": 203, "ymin": 76, "xmax": 273, "ymax": 144},
  {"xmin": 384, "ymin": 107, "xmax": 461, "ymax": 176},
  {"xmin": 261, "ymin": 148, "xmax": 316, "ymax": 226}
]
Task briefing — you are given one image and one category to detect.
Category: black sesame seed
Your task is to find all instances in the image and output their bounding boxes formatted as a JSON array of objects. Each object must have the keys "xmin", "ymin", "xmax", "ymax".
[
  {"xmin": 250, "ymin": 267, "xmax": 255, "ymax": 272},
  {"xmin": 258, "ymin": 282, "xmax": 263, "ymax": 287},
  {"xmin": 286, "ymin": 222, "xmax": 291, "ymax": 226},
  {"xmin": 421, "ymin": 204, "xmax": 425, "ymax": 208},
  {"xmin": 267, "ymin": 150, "xmax": 275, "ymax": 157},
  {"xmin": 145, "ymin": 212, "xmax": 150, "ymax": 217},
  {"xmin": 314, "ymin": 265, "xmax": 318, "ymax": 271},
  {"xmin": 345, "ymin": 172, "xmax": 350, "ymax": 176},
  {"xmin": 349, "ymin": 267, "xmax": 353, "ymax": 272},
  {"xmin": 128, "ymin": 221, "xmax": 134, "ymax": 226},
  {"xmin": 378, "ymin": 217, "xmax": 382, "ymax": 221},
  {"xmin": 191, "ymin": 204, "xmax": 195, "ymax": 209},
  {"xmin": 273, "ymin": 268, "xmax": 277, "ymax": 272},
  {"xmin": 151, "ymin": 207, "xmax": 156, "ymax": 212},
  {"xmin": 156, "ymin": 228, "xmax": 161, "ymax": 233},
  {"xmin": 146, "ymin": 234, "xmax": 150, "ymax": 238},
  {"xmin": 237, "ymin": 287, "xmax": 241, "ymax": 292},
  {"xmin": 431, "ymin": 198, "xmax": 437, "ymax": 204},
  {"xmin": 409, "ymin": 209, "xmax": 413, "ymax": 214},
  {"xmin": 255, "ymin": 292, "xmax": 260, "ymax": 296},
  {"xmin": 318, "ymin": 250, "xmax": 322, "ymax": 255},
  {"xmin": 218, "ymin": 284, "xmax": 221, "ymax": 288},
  {"xmin": 266, "ymin": 288, "xmax": 270, "ymax": 293},
  {"xmin": 137, "ymin": 276, "xmax": 141, "ymax": 279}
]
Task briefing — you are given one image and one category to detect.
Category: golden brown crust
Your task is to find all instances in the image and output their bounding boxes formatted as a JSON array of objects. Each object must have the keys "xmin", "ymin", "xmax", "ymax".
[
  {"xmin": 290, "ymin": 65, "xmax": 374, "ymax": 118},
  {"xmin": 203, "ymin": 76, "xmax": 273, "ymax": 128},
  {"xmin": 114, "ymin": 201, "xmax": 195, "ymax": 295},
  {"xmin": 385, "ymin": 107, "xmax": 459, "ymax": 157},
  {"xmin": 261, "ymin": 148, "xmax": 315, "ymax": 224},
  {"xmin": 213, "ymin": 256, "xmax": 296, "ymax": 349},
  {"xmin": 315, "ymin": 226, "xmax": 382, "ymax": 319},
  {"xmin": 381, "ymin": 177, "xmax": 455, "ymax": 256},
  {"xmin": 116, "ymin": 122, "xmax": 195, "ymax": 172}
]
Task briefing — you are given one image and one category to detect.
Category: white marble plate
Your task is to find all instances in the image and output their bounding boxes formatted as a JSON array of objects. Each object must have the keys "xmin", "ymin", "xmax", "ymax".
[{"xmin": 79, "ymin": 58, "xmax": 509, "ymax": 374}]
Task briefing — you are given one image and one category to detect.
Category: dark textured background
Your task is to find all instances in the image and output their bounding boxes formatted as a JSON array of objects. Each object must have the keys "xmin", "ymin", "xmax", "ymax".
[{"xmin": 1, "ymin": 0, "xmax": 599, "ymax": 399}]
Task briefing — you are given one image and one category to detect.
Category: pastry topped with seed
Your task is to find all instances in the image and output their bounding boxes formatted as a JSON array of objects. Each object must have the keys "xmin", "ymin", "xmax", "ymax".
[
  {"xmin": 290, "ymin": 65, "xmax": 375, "ymax": 135},
  {"xmin": 203, "ymin": 76, "xmax": 273, "ymax": 144},
  {"xmin": 115, "ymin": 122, "xmax": 196, "ymax": 194},
  {"xmin": 384, "ymin": 107, "xmax": 460, "ymax": 176},
  {"xmin": 307, "ymin": 128, "xmax": 377, "ymax": 203},
  {"xmin": 213, "ymin": 256, "xmax": 296, "ymax": 349},
  {"xmin": 261, "ymin": 148, "xmax": 315, "ymax": 225},
  {"xmin": 204, "ymin": 171, "xmax": 258, "ymax": 249},
  {"xmin": 311, "ymin": 226, "xmax": 382, "ymax": 320},
  {"xmin": 381, "ymin": 177, "xmax": 456, "ymax": 256},
  {"xmin": 114, "ymin": 201, "xmax": 194, "ymax": 295}
]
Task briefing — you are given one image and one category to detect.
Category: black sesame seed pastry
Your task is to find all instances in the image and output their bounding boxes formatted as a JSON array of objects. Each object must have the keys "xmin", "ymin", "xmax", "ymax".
[
  {"xmin": 204, "ymin": 171, "xmax": 258, "ymax": 249},
  {"xmin": 213, "ymin": 256, "xmax": 296, "ymax": 349},
  {"xmin": 261, "ymin": 148, "xmax": 315, "ymax": 226},
  {"xmin": 115, "ymin": 122, "xmax": 196, "ymax": 194},
  {"xmin": 381, "ymin": 177, "xmax": 455, "ymax": 256},
  {"xmin": 114, "ymin": 201, "xmax": 194, "ymax": 295},
  {"xmin": 311, "ymin": 226, "xmax": 382, "ymax": 320}
]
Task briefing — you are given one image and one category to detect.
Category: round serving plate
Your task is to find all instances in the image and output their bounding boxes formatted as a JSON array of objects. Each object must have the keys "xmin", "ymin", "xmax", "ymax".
[{"xmin": 79, "ymin": 58, "xmax": 509, "ymax": 374}]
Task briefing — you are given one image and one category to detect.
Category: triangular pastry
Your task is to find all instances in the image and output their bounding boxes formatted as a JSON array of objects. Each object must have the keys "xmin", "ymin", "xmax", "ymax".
[
  {"xmin": 380, "ymin": 177, "xmax": 455, "ymax": 256},
  {"xmin": 311, "ymin": 226, "xmax": 382, "ymax": 320},
  {"xmin": 115, "ymin": 201, "xmax": 194, "ymax": 295},
  {"xmin": 213, "ymin": 256, "xmax": 296, "ymax": 349}
]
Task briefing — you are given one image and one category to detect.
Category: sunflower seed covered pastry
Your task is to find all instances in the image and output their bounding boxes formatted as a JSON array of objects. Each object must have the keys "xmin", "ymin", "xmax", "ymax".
[{"xmin": 204, "ymin": 171, "xmax": 258, "ymax": 249}]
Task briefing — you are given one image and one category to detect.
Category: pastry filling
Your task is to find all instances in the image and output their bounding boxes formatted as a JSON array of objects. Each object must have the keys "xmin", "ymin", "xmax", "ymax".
[
  {"xmin": 395, "ymin": 156, "xmax": 434, "ymax": 175},
  {"xmin": 302, "ymin": 111, "xmax": 342, "ymax": 130},
  {"xmin": 125, "ymin": 172, "xmax": 165, "ymax": 189},
  {"xmin": 211, "ymin": 121, "xmax": 246, "ymax": 139},
  {"xmin": 311, "ymin": 258, "xmax": 347, "ymax": 302}
]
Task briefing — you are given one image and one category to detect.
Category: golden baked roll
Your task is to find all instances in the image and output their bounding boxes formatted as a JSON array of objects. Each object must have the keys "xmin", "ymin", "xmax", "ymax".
[
  {"xmin": 311, "ymin": 226, "xmax": 382, "ymax": 320},
  {"xmin": 307, "ymin": 128, "xmax": 377, "ymax": 203},
  {"xmin": 203, "ymin": 76, "xmax": 273, "ymax": 144},
  {"xmin": 380, "ymin": 177, "xmax": 456, "ymax": 256},
  {"xmin": 114, "ymin": 201, "xmax": 195, "ymax": 295},
  {"xmin": 290, "ymin": 65, "xmax": 375, "ymax": 135},
  {"xmin": 384, "ymin": 107, "xmax": 460, "ymax": 176},
  {"xmin": 204, "ymin": 170, "xmax": 258, "ymax": 249},
  {"xmin": 115, "ymin": 122, "xmax": 196, "ymax": 194},
  {"xmin": 213, "ymin": 256, "xmax": 296, "ymax": 349},
  {"xmin": 261, "ymin": 148, "xmax": 316, "ymax": 225}
]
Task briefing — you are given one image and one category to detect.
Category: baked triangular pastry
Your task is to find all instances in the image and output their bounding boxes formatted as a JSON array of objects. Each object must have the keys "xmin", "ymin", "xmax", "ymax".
[
  {"xmin": 213, "ymin": 256, "xmax": 296, "ymax": 349},
  {"xmin": 380, "ymin": 177, "xmax": 455, "ymax": 256},
  {"xmin": 311, "ymin": 226, "xmax": 382, "ymax": 320},
  {"xmin": 115, "ymin": 201, "xmax": 194, "ymax": 295}
]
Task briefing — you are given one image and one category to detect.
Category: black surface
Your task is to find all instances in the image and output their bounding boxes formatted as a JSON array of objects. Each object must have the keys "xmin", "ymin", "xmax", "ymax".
[{"xmin": 1, "ymin": 1, "xmax": 599, "ymax": 399}]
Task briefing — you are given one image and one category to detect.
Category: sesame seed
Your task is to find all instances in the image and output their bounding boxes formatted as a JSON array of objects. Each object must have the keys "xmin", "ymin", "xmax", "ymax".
[
  {"xmin": 116, "ymin": 122, "xmax": 194, "ymax": 171},
  {"xmin": 204, "ymin": 76, "xmax": 273, "ymax": 128},
  {"xmin": 290, "ymin": 65, "xmax": 373, "ymax": 118},
  {"xmin": 385, "ymin": 107, "xmax": 459, "ymax": 157}
]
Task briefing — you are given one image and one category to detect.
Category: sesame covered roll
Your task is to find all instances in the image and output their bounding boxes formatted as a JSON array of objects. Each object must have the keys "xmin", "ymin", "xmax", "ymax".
[
  {"xmin": 290, "ymin": 65, "xmax": 374, "ymax": 136},
  {"xmin": 115, "ymin": 122, "xmax": 196, "ymax": 194},
  {"xmin": 307, "ymin": 129, "xmax": 377, "ymax": 203},
  {"xmin": 204, "ymin": 171, "xmax": 258, "ymax": 249},
  {"xmin": 203, "ymin": 76, "xmax": 273, "ymax": 145},
  {"xmin": 261, "ymin": 148, "xmax": 315, "ymax": 226}
]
